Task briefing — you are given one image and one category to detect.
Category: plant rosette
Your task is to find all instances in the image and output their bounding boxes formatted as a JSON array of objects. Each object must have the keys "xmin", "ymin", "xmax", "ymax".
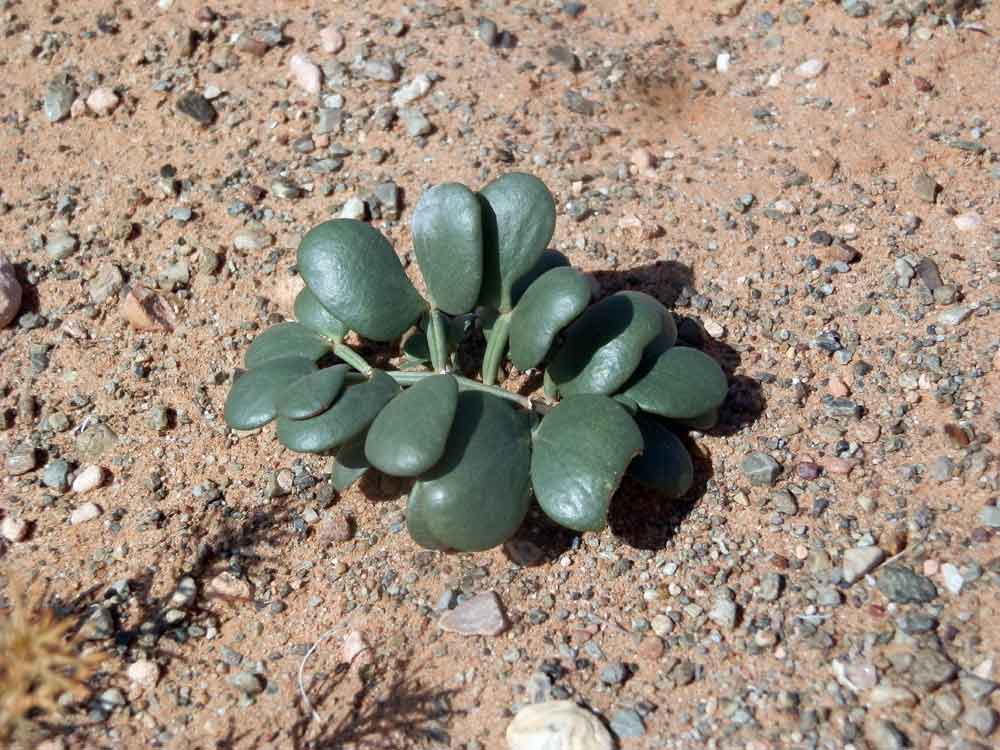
[{"xmin": 224, "ymin": 173, "xmax": 729, "ymax": 552}]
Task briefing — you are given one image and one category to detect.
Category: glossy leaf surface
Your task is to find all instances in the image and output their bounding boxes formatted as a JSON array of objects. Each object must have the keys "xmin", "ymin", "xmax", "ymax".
[
  {"xmin": 509, "ymin": 267, "xmax": 591, "ymax": 370},
  {"xmin": 412, "ymin": 183, "xmax": 483, "ymax": 315},
  {"xmin": 294, "ymin": 287, "xmax": 348, "ymax": 340},
  {"xmin": 478, "ymin": 173, "xmax": 556, "ymax": 312},
  {"xmin": 245, "ymin": 322, "xmax": 331, "ymax": 369},
  {"xmin": 618, "ymin": 346, "xmax": 728, "ymax": 419},
  {"xmin": 297, "ymin": 219, "xmax": 425, "ymax": 341},
  {"xmin": 224, "ymin": 357, "xmax": 316, "ymax": 430},
  {"xmin": 511, "ymin": 249, "xmax": 571, "ymax": 304},
  {"xmin": 628, "ymin": 415, "xmax": 694, "ymax": 498},
  {"xmin": 408, "ymin": 392, "xmax": 532, "ymax": 551},
  {"xmin": 277, "ymin": 365, "xmax": 348, "ymax": 420},
  {"xmin": 531, "ymin": 395, "xmax": 643, "ymax": 532},
  {"xmin": 545, "ymin": 291, "xmax": 666, "ymax": 397},
  {"xmin": 275, "ymin": 370, "xmax": 399, "ymax": 453},
  {"xmin": 331, "ymin": 433, "xmax": 371, "ymax": 491},
  {"xmin": 365, "ymin": 374, "xmax": 458, "ymax": 477}
]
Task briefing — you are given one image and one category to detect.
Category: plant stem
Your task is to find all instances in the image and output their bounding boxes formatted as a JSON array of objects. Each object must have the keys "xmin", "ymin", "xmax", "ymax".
[
  {"xmin": 333, "ymin": 343, "xmax": 373, "ymax": 376},
  {"xmin": 344, "ymin": 369, "xmax": 541, "ymax": 411},
  {"xmin": 427, "ymin": 308, "xmax": 449, "ymax": 374},
  {"xmin": 481, "ymin": 312, "xmax": 511, "ymax": 386}
]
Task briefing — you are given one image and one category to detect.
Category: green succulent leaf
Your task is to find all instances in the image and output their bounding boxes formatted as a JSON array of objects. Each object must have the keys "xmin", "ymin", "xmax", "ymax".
[
  {"xmin": 628, "ymin": 415, "xmax": 694, "ymax": 498},
  {"xmin": 294, "ymin": 287, "xmax": 349, "ymax": 341},
  {"xmin": 224, "ymin": 356, "xmax": 317, "ymax": 431},
  {"xmin": 618, "ymin": 346, "xmax": 728, "ymax": 419},
  {"xmin": 511, "ymin": 249, "xmax": 571, "ymax": 304},
  {"xmin": 245, "ymin": 322, "xmax": 332, "ymax": 369},
  {"xmin": 275, "ymin": 369, "xmax": 399, "ymax": 453},
  {"xmin": 408, "ymin": 391, "xmax": 532, "ymax": 552},
  {"xmin": 276, "ymin": 365, "xmax": 349, "ymax": 420},
  {"xmin": 509, "ymin": 267, "xmax": 591, "ymax": 371},
  {"xmin": 401, "ymin": 328, "xmax": 430, "ymax": 363},
  {"xmin": 331, "ymin": 433, "xmax": 371, "ymax": 491},
  {"xmin": 676, "ymin": 407, "xmax": 719, "ymax": 431},
  {"xmin": 412, "ymin": 183, "xmax": 484, "ymax": 315},
  {"xmin": 545, "ymin": 291, "xmax": 667, "ymax": 397},
  {"xmin": 643, "ymin": 308, "xmax": 679, "ymax": 358},
  {"xmin": 365, "ymin": 374, "xmax": 459, "ymax": 477},
  {"xmin": 478, "ymin": 173, "xmax": 556, "ymax": 312},
  {"xmin": 297, "ymin": 219, "xmax": 425, "ymax": 341},
  {"xmin": 531, "ymin": 395, "xmax": 643, "ymax": 532}
]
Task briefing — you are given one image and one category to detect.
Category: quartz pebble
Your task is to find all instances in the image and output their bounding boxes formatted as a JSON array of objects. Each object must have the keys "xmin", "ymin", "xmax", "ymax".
[
  {"xmin": 72, "ymin": 465, "xmax": 105, "ymax": 494},
  {"xmin": 86, "ymin": 87, "xmax": 120, "ymax": 116},
  {"xmin": 506, "ymin": 700, "xmax": 613, "ymax": 750},
  {"xmin": 795, "ymin": 59, "xmax": 826, "ymax": 79},
  {"xmin": 289, "ymin": 54, "xmax": 322, "ymax": 95},
  {"xmin": 842, "ymin": 546, "xmax": 885, "ymax": 584},
  {"xmin": 320, "ymin": 27, "xmax": 345, "ymax": 54},
  {"xmin": 1, "ymin": 516, "xmax": 29, "ymax": 542},
  {"xmin": 70, "ymin": 502, "xmax": 102, "ymax": 525},
  {"xmin": 392, "ymin": 74, "xmax": 432, "ymax": 107},
  {"xmin": 953, "ymin": 213, "xmax": 982, "ymax": 231},
  {"xmin": 128, "ymin": 660, "xmax": 160, "ymax": 688},
  {"xmin": 439, "ymin": 591, "xmax": 508, "ymax": 636},
  {"xmin": 0, "ymin": 254, "xmax": 22, "ymax": 328},
  {"xmin": 232, "ymin": 230, "xmax": 274, "ymax": 251}
]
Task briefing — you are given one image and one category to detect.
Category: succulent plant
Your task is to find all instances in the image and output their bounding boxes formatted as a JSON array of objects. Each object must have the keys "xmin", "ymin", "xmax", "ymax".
[{"xmin": 224, "ymin": 173, "xmax": 729, "ymax": 552}]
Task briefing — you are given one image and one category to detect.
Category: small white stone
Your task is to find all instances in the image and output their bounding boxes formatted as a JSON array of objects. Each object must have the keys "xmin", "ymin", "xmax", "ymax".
[
  {"xmin": 842, "ymin": 545, "xmax": 885, "ymax": 584},
  {"xmin": 319, "ymin": 26, "xmax": 345, "ymax": 54},
  {"xmin": 1, "ymin": 516, "xmax": 29, "ymax": 543},
  {"xmin": 70, "ymin": 502, "xmax": 102, "ymax": 525},
  {"xmin": 341, "ymin": 630, "xmax": 369, "ymax": 663},
  {"xmin": 773, "ymin": 199, "xmax": 797, "ymax": 215},
  {"xmin": 716, "ymin": 52, "xmax": 731, "ymax": 73},
  {"xmin": 203, "ymin": 84, "xmax": 224, "ymax": 100},
  {"xmin": 391, "ymin": 74, "xmax": 432, "ymax": 107},
  {"xmin": 953, "ymin": 212, "xmax": 982, "ymax": 232},
  {"xmin": 703, "ymin": 318, "xmax": 725, "ymax": 338},
  {"xmin": 86, "ymin": 87, "xmax": 120, "ymax": 116},
  {"xmin": 795, "ymin": 59, "xmax": 826, "ymax": 79},
  {"xmin": 127, "ymin": 660, "xmax": 160, "ymax": 688},
  {"xmin": 766, "ymin": 69, "xmax": 783, "ymax": 88},
  {"xmin": 339, "ymin": 197, "xmax": 367, "ymax": 220},
  {"xmin": 72, "ymin": 465, "xmax": 105, "ymax": 494},
  {"xmin": 289, "ymin": 53, "xmax": 322, "ymax": 95},
  {"xmin": 940, "ymin": 562, "xmax": 964, "ymax": 595},
  {"xmin": 507, "ymin": 700, "xmax": 613, "ymax": 750}
]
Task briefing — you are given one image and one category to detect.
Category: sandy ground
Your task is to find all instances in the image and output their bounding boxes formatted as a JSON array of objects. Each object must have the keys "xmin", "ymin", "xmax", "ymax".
[{"xmin": 1, "ymin": 1, "xmax": 998, "ymax": 748}]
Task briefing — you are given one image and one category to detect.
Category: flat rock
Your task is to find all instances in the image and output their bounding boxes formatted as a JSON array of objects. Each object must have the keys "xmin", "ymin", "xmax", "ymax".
[
  {"xmin": 45, "ymin": 80, "xmax": 76, "ymax": 122},
  {"xmin": 439, "ymin": 591, "xmax": 509, "ymax": 636},
  {"xmin": 741, "ymin": 452, "xmax": 781, "ymax": 486},
  {"xmin": 877, "ymin": 564, "xmax": 938, "ymax": 604},
  {"xmin": 5, "ymin": 444, "xmax": 36, "ymax": 476},
  {"xmin": 176, "ymin": 91, "xmax": 217, "ymax": 125},
  {"xmin": 506, "ymin": 700, "xmax": 613, "ymax": 750},
  {"xmin": 70, "ymin": 502, "xmax": 102, "ymax": 525},
  {"xmin": 842, "ymin": 545, "xmax": 885, "ymax": 584}
]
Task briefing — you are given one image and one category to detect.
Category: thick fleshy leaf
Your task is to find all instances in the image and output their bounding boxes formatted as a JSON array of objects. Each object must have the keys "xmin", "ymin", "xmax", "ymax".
[
  {"xmin": 509, "ymin": 267, "xmax": 591, "ymax": 370},
  {"xmin": 643, "ymin": 308, "xmax": 679, "ymax": 358},
  {"xmin": 277, "ymin": 365, "xmax": 348, "ymax": 420},
  {"xmin": 224, "ymin": 357, "xmax": 317, "ymax": 430},
  {"xmin": 478, "ymin": 173, "xmax": 556, "ymax": 312},
  {"xmin": 676, "ymin": 407, "xmax": 719, "ymax": 431},
  {"xmin": 406, "ymin": 491, "xmax": 450, "ymax": 551},
  {"xmin": 294, "ymin": 287, "xmax": 348, "ymax": 340},
  {"xmin": 365, "ymin": 374, "xmax": 458, "ymax": 476},
  {"xmin": 412, "ymin": 183, "xmax": 483, "ymax": 315},
  {"xmin": 297, "ymin": 219, "xmax": 425, "ymax": 341},
  {"xmin": 275, "ymin": 370, "xmax": 399, "ymax": 453},
  {"xmin": 531, "ymin": 395, "xmax": 643, "ymax": 532},
  {"xmin": 511, "ymin": 249, "xmax": 571, "ymax": 304},
  {"xmin": 401, "ymin": 328, "xmax": 430, "ymax": 363},
  {"xmin": 545, "ymin": 291, "xmax": 666, "ymax": 397},
  {"xmin": 408, "ymin": 391, "xmax": 532, "ymax": 551},
  {"xmin": 628, "ymin": 415, "xmax": 694, "ymax": 498},
  {"xmin": 245, "ymin": 322, "xmax": 331, "ymax": 369},
  {"xmin": 331, "ymin": 433, "xmax": 371, "ymax": 491},
  {"xmin": 618, "ymin": 346, "xmax": 728, "ymax": 419}
]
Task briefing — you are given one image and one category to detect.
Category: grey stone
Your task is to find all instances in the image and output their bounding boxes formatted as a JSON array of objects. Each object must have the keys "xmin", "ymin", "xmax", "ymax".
[
  {"xmin": 842, "ymin": 545, "xmax": 885, "ymax": 584},
  {"xmin": 400, "ymin": 108, "xmax": 432, "ymax": 137},
  {"xmin": 477, "ymin": 19, "xmax": 499, "ymax": 47},
  {"xmin": 963, "ymin": 707, "xmax": 998, "ymax": 737},
  {"xmin": 877, "ymin": 564, "xmax": 938, "ymax": 603},
  {"xmin": 5, "ymin": 444, "xmax": 37, "ymax": 476},
  {"xmin": 741, "ymin": 452, "xmax": 781, "ymax": 486},
  {"xmin": 89, "ymin": 263, "xmax": 124, "ymax": 303},
  {"xmin": 708, "ymin": 598, "xmax": 738, "ymax": 630},
  {"xmin": 910, "ymin": 649, "xmax": 958, "ymax": 690},
  {"xmin": 936, "ymin": 306, "xmax": 974, "ymax": 326},
  {"xmin": 270, "ymin": 178, "xmax": 301, "ymax": 200},
  {"xmin": 548, "ymin": 46, "xmax": 581, "ymax": 71},
  {"xmin": 979, "ymin": 505, "xmax": 1000, "ymax": 528},
  {"xmin": 438, "ymin": 591, "xmax": 508, "ymax": 636},
  {"xmin": 609, "ymin": 708, "xmax": 645, "ymax": 738},
  {"xmin": 598, "ymin": 662, "xmax": 628, "ymax": 685},
  {"xmin": 79, "ymin": 606, "xmax": 115, "ymax": 640},
  {"xmin": 46, "ymin": 232, "xmax": 79, "ymax": 260},
  {"xmin": 913, "ymin": 171, "xmax": 938, "ymax": 203},
  {"xmin": 914, "ymin": 257, "xmax": 943, "ymax": 291},
  {"xmin": 563, "ymin": 90, "xmax": 596, "ymax": 116},
  {"xmin": 76, "ymin": 423, "xmax": 119, "ymax": 459},
  {"xmin": 758, "ymin": 573, "xmax": 783, "ymax": 602},
  {"xmin": 363, "ymin": 60, "xmax": 400, "ymax": 82},
  {"xmin": 867, "ymin": 719, "xmax": 907, "ymax": 750},
  {"xmin": 960, "ymin": 674, "xmax": 998, "ymax": 702},
  {"xmin": 229, "ymin": 671, "xmax": 265, "ymax": 696},
  {"xmin": 842, "ymin": 0, "xmax": 870, "ymax": 18},
  {"xmin": 176, "ymin": 91, "xmax": 217, "ymax": 125},
  {"xmin": 373, "ymin": 181, "xmax": 400, "ymax": 219},
  {"xmin": 42, "ymin": 459, "xmax": 71, "ymax": 492},
  {"xmin": 45, "ymin": 80, "xmax": 76, "ymax": 123}
]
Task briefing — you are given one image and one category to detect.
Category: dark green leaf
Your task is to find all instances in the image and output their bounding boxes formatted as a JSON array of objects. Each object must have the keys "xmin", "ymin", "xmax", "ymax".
[
  {"xmin": 511, "ymin": 249, "xmax": 571, "ymax": 304},
  {"xmin": 276, "ymin": 365, "xmax": 348, "ymax": 420},
  {"xmin": 412, "ymin": 183, "xmax": 483, "ymax": 315},
  {"xmin": 294, "ymin": 287, "xmax": 349, "ymax": 340},
  {"xmin": 545, "ymin": 291, "xmax": 666, "ymax": 397},
  {"xmin": 331, "ymin": 433, "xmax": 371, "ymax": 491},
  {"xmin": 478, "ymin": 173, "xmax": 556, "ymax": 312},
  {"xmin": 676, "ymin": 407, "xmax": 719, "ymax": 431},
  {"xmin": 618, "ymin": 346, "xmax": 728, "ymax": 419},
  {"xmin": 628, "ymin": 415, "xmax": 694, "ymax": 498},
  {"xmin": 401, "ymin": 328, "xmax": 430, "ymax": 363},
  {"xmin": 245, "ymin": 322, "xmax": 331, "ymax": 369},
  {"xmin": 297, "ymin": 219, "xmax": 425, "ymax": 341},
  {"xmin": 275, "ymin": 370, "xmax": 399, "ymax": 453},
  {"xmin": 365, "ymin": 374, "xmax": 458, "ymax": 477},
  {"xmin": 509, "ymin": 267, "xmax": 591, "ymax": 370},
  {"xmin": 643, "ymin": 308, "xmax": 679, "ymax": 358},
  {"xmin": 224, "ymin": 357, "xmax": 317, "ymax": 430},
  {"xmin": 531, "ymin": 395, "xmax": 643, "ymax": 532},
  {"xmin": 408, "ymin": 391, "xmax": 532, "ymax": 551},
  {"xmin": 406, "ymin": 491, "xmax": 450, "ymax": 551}
]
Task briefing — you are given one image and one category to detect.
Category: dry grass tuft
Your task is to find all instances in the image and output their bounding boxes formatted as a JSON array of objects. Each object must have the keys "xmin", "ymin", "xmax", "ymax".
[{"xmin": 0, "ymin": 580, "xmax": 102, "ymax": 743}]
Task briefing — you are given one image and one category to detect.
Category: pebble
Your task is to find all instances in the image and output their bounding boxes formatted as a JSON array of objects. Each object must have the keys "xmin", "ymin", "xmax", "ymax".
[
  {"xmin": 795, "ymin": 59, "xmax": 826, "ymax": 79},
  {"xmin": 392, "ymin": 74, "xmax": 432, "ymax": 107},
  {"xmin": 913, "ymin": 171, "xmax": 938, "ymax": 203},
  {"xmin": 70, "ymin": 502, "xmax": 103, "ymax": 525},
  {"xmin": 842, "ymin": 545, "xmax": 885, "ymax": 584},
  {"xmin": 127, "ymin": 660, "xmax": 160, "ymax": 689},
  {"xmin": 936, "ymin": 306, "xmax": 973, "ymax": 326},
  {"xmin": 320, "ymin": 512, "xmax": 353, "ymax": 543},
  {"xmin": 609, "ymin": 708, "xmax": 646, "ymax": 738},
  {"xmin": 339, "ymin": 197, "xmax": 367, "ymax": 220},
  {"xmin": 741, "ymin": 452, "xmax": 781, "ymax": 486},
  {"xmin": 506, "ymin": 700, "xmax": 613, "ymax": 750},
  {"xmin": 877, "ymin": 564, "xmax": 938, "ymax": 604},
  {"xmin": 438, "ymin": 591, "xmax": 508, "ymax": 636},
  {"xmin": 599, "ymin": 662, "xmax": 628, "ymax": 685},
  {"xmin": 46, "ymin": 232, "xmax": 79, "ymax": 260},
  {"xmin": 981, "ymin": 505, "xmax": 1000, "ymax": 528},
  {"xmin": 76, "ymin": 424, "xmax": 118, "ymax": 459},
  {"xmin": 362, "ymin": 60, "xmax": 400, "ymax": 82},
  {"xmin": 0, "ymin": 254, "xmax": 22, "ymax": 328},
  {"xmin": 122, "ymin": 285, "xmax": 175, "ymax": 331},
  {"xmin": 289, "ymin": 54, "xmax": 322, "ymax": 94},
  {"xmin": 42, "ymin": 460, "xmax": 71, "ymax": 492},
  {"xmin": 320, "ymin": 27, "xmax": 345, "ymax": 54},
  {"xmin": 866, "ymin": 719, "xmax": 908, "ymax": 750},
  {"xmin": 45, "ymin": 80, "xmax": 76, "ymax": 123},
  {"xmin": 176, "ymin": 91, "xmax": 217, "ymax": 125},
  {"xmin": 209, "ymin": 572, "xmax": 252, "ymax": 599},
  {"xmin": 232, "ymin": 230, "xmax": 274, "ymax": 251},
  {"xmin": 953, "ymin": 212, "xmax": 982, "ymax": 232},
  {"xmin": 72, "ymin": 465, "xmax": 105, "ymax": 494},
  {"xmin": 940, "ymin": 562, "xmax": 963, "ymax": 595},
  {"xmin": 1, "ymin": 516, "xmax": 29, "ymax": 542},
  {"xmin": 477, "ymin": 19, "xmax": 499, "ymax": 47},
  {"xmin": 229, "ymin": 671, "xmax": 265, "ymax": 696},
  {"xmin": 963, "ymin": 706, "xmax": 998, "ymax": 737},
  {"xmin": 400, "ymin": 108, "xmax": 432, "ymax": 137},
  {"xmin": 86, "ymin": 87, "xmax": 120, "ymax": 116},
  {"xmin": 89, "ymin": 263, "xmax": 125, "ymax": 303},
  {"xmin": 5, "ymin": 444, "xmax": 36, "ymax": 476}
]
